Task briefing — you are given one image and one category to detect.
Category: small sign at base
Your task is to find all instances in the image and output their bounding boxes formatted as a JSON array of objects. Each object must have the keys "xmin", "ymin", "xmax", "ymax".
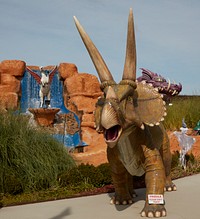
[{"xmin": 148, "ymin": 194, "xmax": 164, "ymax": 205}]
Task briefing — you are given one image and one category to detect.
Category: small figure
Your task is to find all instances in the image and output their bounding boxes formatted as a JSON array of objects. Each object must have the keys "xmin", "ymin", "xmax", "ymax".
[
  {"xmin": 26, "ymin": 66, "xmax": 57, "ymax": 108},
  {"xmin": 174, "ymin": 118, "xmax": 196, "ymax": 169},
  {"xmin": 194, "ymin": 120, "xmax": 200, "ymax": 135}
]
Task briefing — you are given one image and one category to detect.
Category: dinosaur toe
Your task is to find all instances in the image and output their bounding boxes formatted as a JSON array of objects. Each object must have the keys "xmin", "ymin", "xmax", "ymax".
[{"xmin": 141, "ymin": 204, "xmax": 166, "ymax": 218}]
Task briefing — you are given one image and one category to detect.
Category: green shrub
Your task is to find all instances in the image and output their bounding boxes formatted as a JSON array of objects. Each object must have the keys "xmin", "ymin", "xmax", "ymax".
[
  {"xmin": 171, "ymin": 151, "xmax": 180, "ymax": 169},
  {"xmin": 59, "ymin": 163, "xmax": 112, "ymax": 188},
  {"xmin": 0, "ymin": 112, "xmax": 76, "ymax": 195},
  {"xmin": 171, "ymin": 150, "xmax": 196, "ymax": 170},
  {"xmin": 96, "ymin": 163, "xmax": 112, "ymax": 185},
  {"xmin": 164, "ymin": 97, "xmax": 200, "ymax": 130}
]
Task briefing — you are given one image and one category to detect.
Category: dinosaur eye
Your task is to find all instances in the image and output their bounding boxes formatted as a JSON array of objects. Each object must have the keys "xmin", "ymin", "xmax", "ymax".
[
  {"xmin": 96, "ymin": 97, "xmax": 105, "ymax": 106},
  {"xmin": 155, "ymin": 77, "xmax": 165, "ymax": 82}
]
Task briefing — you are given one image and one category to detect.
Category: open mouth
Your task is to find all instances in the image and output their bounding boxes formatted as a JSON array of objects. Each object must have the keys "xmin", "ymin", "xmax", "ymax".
[{"xmin": 104, "ymin": 125, "xmax": 121, "ymax": 142}]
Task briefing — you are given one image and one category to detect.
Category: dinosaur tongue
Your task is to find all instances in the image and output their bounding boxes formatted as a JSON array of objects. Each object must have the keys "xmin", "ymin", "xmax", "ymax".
[{"xmin": 105, "ymin": 125, "xmax": 120, "ymax": 141}]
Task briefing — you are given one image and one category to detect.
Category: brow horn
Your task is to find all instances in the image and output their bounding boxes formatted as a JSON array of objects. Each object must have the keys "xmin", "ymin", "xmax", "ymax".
[
  {"xmin": 122, "ymin": 8, "xmax": 137, "ymax": 81},
  {"xmin": 73, "ymin": 16, "xmax": 114, "ymax": 83}
]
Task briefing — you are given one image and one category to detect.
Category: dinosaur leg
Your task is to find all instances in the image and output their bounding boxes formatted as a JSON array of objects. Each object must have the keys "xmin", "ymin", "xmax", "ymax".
[
  {"xmin": 107, "ymin": 147, "xmax": 134, "ymax": 205},
  {"xmin": 160, "ymin": 134, "xmax": 177, "ymax": 192},
  {"xmin": 141, "ymin": 145, "xmax": 166, "ymax": 218}
]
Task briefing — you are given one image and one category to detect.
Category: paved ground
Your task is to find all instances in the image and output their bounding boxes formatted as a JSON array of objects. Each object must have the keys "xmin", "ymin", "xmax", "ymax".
[{"xmin": 1, "ymin": 174, "xmax": 200, "ymax": 219}]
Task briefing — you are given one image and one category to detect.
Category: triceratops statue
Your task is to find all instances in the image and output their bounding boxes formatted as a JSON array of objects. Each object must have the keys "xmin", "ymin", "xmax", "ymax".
[{"xmin": 74, "ymin": 8, "xmax": 176, "ymax": 218}]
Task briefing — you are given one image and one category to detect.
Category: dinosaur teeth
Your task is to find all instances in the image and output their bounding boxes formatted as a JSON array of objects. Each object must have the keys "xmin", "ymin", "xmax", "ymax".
[
  {"xmin": 140, "ymin": 124, "xmax": 145, "ymax": 130},
  {"xmin": 154, "ymin": 88, "xmax": 159, "ymax": 92},
  {"xmin": 164, "ymin": 112, "xmax": 167, "ymax": 116},
  {"xmin": 141, "ymin": 80, "xmax": 146, "ymax": 84},
  {"xmin": 163, "ymin": 101, "xmax": 166, "ymax": 105},
  {"xmin": 172, "ymin": 90, "xmax": 176, "ymax": 95},
  {"xmin": 156, "ymin": 122, "xmax": 160, "ymax": 126},
  {"xmin": 160, "ymin": 117, "xmax": 165, "ymax": 121},
  {"xmin": 167, "ymin": 79, "xmax": 171, "ymax": 90},
  {"xmin": 110, "ymin": 199, "xmax": 114, "ymax": 205},
  {"xmin": 149, "ymin": 123, "xmax": 154, "ymax": 127}
]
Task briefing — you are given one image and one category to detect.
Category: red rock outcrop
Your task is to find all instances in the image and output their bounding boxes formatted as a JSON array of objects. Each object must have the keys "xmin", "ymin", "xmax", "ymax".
[
  {"xmin": 63, "ymin": 72, "xmax": 104, "ymax": 147},
  {"xmin": 64, "ymin": 73, "xmax": 102, "ymax": 110},
  {"xmin": 58, "ymin": 63, "xmax": 78, "ymax": 80},
  {"xmin": 0, "ymin": 60, "xmax": 25, "ymax": 76},
  {"xmin": 0, "ymin": 60, "xmax": 26, "ymax": 110}
]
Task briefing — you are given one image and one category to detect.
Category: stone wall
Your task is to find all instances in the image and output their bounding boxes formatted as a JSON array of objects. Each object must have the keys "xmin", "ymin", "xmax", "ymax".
[{"xmin": 0, "ymin": 60, "xmax": 105, "ymax": 149}]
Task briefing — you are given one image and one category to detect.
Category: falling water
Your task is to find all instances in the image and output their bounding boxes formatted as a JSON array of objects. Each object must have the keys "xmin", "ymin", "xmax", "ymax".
[{"xmin": 20, "ymin": 68, "xmax": 87, "ymax": 148}]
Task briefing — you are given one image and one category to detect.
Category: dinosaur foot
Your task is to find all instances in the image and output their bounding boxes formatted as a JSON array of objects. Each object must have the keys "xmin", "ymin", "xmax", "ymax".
[
  {"xmin": 110, "ymin": 196, "xmax": 133, "ymax": 205},
  {"xmin": 141, "ymin": 204, "xmax": 166, "ymax": 218},
  {"xmin": 164, "ymin": 182, "xmax": 177, "ymax": 192}
]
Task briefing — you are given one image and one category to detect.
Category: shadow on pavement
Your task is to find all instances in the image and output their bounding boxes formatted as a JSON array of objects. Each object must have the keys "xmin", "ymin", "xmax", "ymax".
[
  {"xmin": 48, "ymin": 207, "xmax": 71, "ymax": 219},
  {"xmin": 107, "ymin": 188, "xmax": 146, "ymax": 211}
]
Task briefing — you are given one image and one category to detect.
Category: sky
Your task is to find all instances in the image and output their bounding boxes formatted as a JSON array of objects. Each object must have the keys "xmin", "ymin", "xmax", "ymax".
[{"xmin": 0, "ymin": 0, "xmax": 200, "ymax": 95}]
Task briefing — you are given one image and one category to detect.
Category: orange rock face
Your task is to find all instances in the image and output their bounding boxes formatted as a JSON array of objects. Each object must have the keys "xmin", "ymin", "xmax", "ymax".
[
  {"xmin": 58, "ymin": 63, "xmax": 78, "ymax": 80},
  {"xmin": 0, "ymin": 60, "xmax": 26, "ymax": 76},
  {"xmin": 1, "ymin": 74, "xmax": 21, "ymax": 93},
  {"xmin": 64, "ymin": 73, "xmax": 102, "ymax": 113},
  {"xmin": 64, "ymin": 73, "xmax": 101, "ymax": 94},
  {"xmin": 0, "ymin": 60, "xmax": 25, "ymax": 110},
  {"xmin": 59, "ymin": 68, "xmax": 105, "ymax": 157},
  {"xmin": 0, "ymin": 92, "xmax": 18, "ymax": 110},
  {"xmin": 63, "ymin": 71, "xmax": 103, "ymax": 153},
  {"xmin": 68, "ymin": 96, "xmax": 98, "ymax": 113}
]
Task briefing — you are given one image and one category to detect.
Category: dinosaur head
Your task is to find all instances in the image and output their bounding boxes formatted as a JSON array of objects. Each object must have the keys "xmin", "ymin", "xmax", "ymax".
[
  {"xmin": 74, "ymin": 9, "xmax": 166, "ymax": 148},
  {"xmin": 99, "ymin": 82, "xmax": 143, "ymax": 148},
  {"xmin": 138, "ymin": 68, "xmax": 182, "ymax": 97}
]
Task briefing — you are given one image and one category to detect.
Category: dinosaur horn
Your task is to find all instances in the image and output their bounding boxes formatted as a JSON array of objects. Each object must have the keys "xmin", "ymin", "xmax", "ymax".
[
  {"xmin": 122, "ymin": 8, "xmax": 136, "ymax": 81},
  {"xmin": 74, "ymin": 16, "xmax": 114, "ymax": 83}
]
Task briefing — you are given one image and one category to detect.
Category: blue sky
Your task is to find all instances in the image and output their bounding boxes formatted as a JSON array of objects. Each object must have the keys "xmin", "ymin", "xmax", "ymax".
[{"xmin": 0, "ymin": 0, "xmax": 200, "ymax": 95}]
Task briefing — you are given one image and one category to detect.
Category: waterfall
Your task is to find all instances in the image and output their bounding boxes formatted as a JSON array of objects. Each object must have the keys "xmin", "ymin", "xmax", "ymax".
[{"xmin": 20, "ymin": 68, "xmax": 87, "ymax": 148}]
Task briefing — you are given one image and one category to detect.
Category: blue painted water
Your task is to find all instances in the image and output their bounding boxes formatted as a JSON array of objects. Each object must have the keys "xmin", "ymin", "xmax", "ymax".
[{"xmin": 20, "ymin": 68, "xmax": 87, "ymax": 148}]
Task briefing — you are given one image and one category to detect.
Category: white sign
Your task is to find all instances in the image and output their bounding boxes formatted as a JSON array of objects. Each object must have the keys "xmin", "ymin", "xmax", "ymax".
[{"xmin": 148, "ymin": 194, "xmax": 164, "ymax": 205}]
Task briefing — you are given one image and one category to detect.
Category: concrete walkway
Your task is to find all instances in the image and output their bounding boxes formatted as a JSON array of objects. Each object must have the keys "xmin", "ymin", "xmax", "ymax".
[{"xmin": 1, "ymin": 174, "xmax": 200, "ymax": 219}]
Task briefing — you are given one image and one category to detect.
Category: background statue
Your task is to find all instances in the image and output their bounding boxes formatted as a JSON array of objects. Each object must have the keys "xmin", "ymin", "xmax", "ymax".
[
  {"xmin": 26, "ymin": 66, "xmax": 57, "ymax": 108},
  {"xmin": 137, "ymin": 68, "xmax": 182, "ymax": 97},
  {"xmin": 174, "ymin": 118, "xmax": 196, "ymax": 169},
  {"xmin": 74, "ymin": 8, "xmax": 176, "ymax": 218}
]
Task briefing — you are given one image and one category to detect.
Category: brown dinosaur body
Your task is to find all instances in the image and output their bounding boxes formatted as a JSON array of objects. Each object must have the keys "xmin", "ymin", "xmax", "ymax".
[{"xmin": 74, "ymin": 8, "xmax": 176, "ymax": 218}]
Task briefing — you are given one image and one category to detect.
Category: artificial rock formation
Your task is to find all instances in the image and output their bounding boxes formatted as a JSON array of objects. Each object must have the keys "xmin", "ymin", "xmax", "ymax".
[
  {"xmin": 61, "ymin": 68, "xmax": 104, "ymax": 149},
  {"xmin": 0, "ymin": 60, "xmax": 25, "ymax": 111},
  {"xmin": 0, "ymin": 59, "xmax": 105, "ymax": 151}
]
